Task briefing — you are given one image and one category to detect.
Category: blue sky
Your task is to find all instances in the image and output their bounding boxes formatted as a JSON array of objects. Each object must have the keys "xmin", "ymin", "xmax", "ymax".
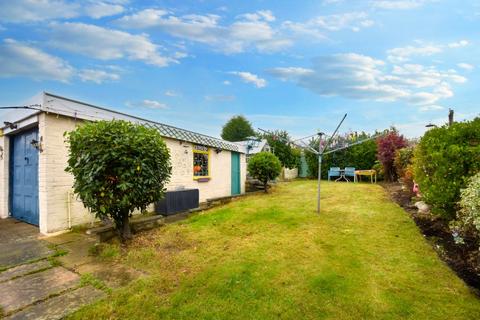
[{"xmin": 0, "ymin": 0, "xmax": 479, "ymax": 139}]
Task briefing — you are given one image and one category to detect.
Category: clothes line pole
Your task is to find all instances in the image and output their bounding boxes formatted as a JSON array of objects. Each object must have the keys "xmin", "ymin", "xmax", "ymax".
[{"xmin": 317, "ymin": 133, "xmax": 323, "ymax": 214}]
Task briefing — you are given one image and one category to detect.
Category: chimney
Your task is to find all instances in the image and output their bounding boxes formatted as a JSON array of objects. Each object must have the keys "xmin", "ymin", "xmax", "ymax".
[{"xmin": 448, "ymin": 109, "xmax": 454, "ymax": 126}]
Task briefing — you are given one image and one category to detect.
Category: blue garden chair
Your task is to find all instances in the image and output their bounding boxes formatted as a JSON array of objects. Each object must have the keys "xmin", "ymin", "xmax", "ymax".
[
  {"xmin": 328, "ymin": 167, "xmax": 341, "ymax": 181},
  {"xmin": 344, "ymin": 167, "xmax": 356, "ymax": 182}
]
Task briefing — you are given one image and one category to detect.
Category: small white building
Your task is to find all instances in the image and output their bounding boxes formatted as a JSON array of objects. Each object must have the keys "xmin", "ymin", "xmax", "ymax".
[
  {"xmin": 235, "ymin": 138, "xmax": 298, "ymax": 180},
  {"xmin": 0, "ymin": 92, "xmax": 246, "ymax": 234}
]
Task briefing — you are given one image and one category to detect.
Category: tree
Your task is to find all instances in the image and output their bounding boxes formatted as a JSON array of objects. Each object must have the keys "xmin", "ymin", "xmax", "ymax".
[
  {"xmin": 305, "ymin": 132, "xmax": 378, "ymax": 179},
  {"xmin": 65, "ymin": 120, "xmax": 171, "ymax": 241},
  {"xmin": 247, "ymin": 152, "xmax": 282, "ymax": 193},
  {"xmin": 221, "ymin": 115, "xmax": 255, "ymax": 142},
  {"xmin": 376, "ymin": 129, "xmax": 407, "ymax": 182},
  {"xmin": 263, "ymin": 130, "xmax": 300, "ymax": 169}
]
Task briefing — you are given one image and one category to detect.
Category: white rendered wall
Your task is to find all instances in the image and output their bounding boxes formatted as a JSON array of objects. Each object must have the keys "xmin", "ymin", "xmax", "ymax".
[
  {"xmin": 0, "ymin": 134, "xmax": 9, "ymax": 219},
  {"xmin": 36, "ymin": 114, "xmax": 245, "ymax": 233}
]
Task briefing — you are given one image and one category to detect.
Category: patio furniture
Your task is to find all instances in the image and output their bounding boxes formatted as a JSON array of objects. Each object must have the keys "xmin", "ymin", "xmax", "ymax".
[
  {"xmin": 354, "ymin": 169, "xmax": 377, "ymax": 183},
  {"xmin": 328, "ymin": 167, "xmax": 341, "ymax": 181},
  {"xmin": 344, "ymin": 167, "xmax": 356, "ymax": 181}
]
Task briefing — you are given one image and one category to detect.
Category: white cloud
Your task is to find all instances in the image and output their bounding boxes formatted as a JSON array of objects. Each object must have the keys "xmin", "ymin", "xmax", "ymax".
[
  {"xmin": 457, "ymin": 62, "xmax": 475, "ymax": 71},
  {"xmin": 223, "ymin": 80, "xmax": 231, "ymax": 85},
  {"xmin": 283, "ymin": 12, "xmax": 374, "ymax": 40},
  {"xmin": 84, "ymin": 2, "xmax": 125, "ymax": 19},
  {"xmin": 0, "ymin": 39, "xmax": 127, "ymax": 84},
  {"xmin": 419, "ymin": 104, "xmax": 445, "ymax": 112},
  {"xmin": 164, "ymin": 90, "xmax": 179, "ymax": 97},
  {"xmin": 48, "ymin": 22, "xmax": 175, "ymax": 67},
  {"xmin": 204, "ymin": 95, "xmax": 236, "ymax": 102},
  {"xmin": 266, "ymin": 67, "xmax": 314, "ymax": 81},
  {"xmin": 448, "ymin": 40, "xmax": 469, "ymax": 48},
  {"xmin": 387, "ymin": 44, "xmax": 443, "ymax": 62},
  {"xmin": 0, "ymin": 0, "xmax": 125, "ymax": 22},
  {"xmin": 78, "ymin": 69, "xmax": 120, "ymax": 83},
  {"xmin": 126, "ymin": 99, "xmax": 168, "ymax": 109},
  {"xmin": 371, "ymin": 0, "xmax": 434, "ymax": 10},
  {"xmin": 268, "ymin": 53, "xmax": 466, "ymax": 107},
  {"xmin": 0, "ymin": 0, "xmax": 78, "ymax": 22},
  {"xmin": 229, "ymin": 71, "xmax": 267, "ymax": 88},
  {"xmin": 0, "ymin": 39, "xmax": 74, "ymax": 82},
  {"xmin": 116, "ymin": 9, "xmax": 291, "ymax": 54},
  {"xmin": 238, "ymin": 10, "xmax": 275, "ymax": 22}
]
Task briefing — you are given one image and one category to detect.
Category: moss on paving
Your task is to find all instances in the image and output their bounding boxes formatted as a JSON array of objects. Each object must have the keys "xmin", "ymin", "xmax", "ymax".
[{"xmin": 68, "ymin": 181, "xmax": 480, "ymax": 319}]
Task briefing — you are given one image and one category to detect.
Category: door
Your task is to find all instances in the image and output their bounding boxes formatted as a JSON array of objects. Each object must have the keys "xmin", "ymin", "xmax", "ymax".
[
  {"xmin": 231, "ymin": 152, "xmax": 241, "ymax": 195},
  {"xmin": 10, "ymin": 128, "xmax": 39, "ymax": 225}
]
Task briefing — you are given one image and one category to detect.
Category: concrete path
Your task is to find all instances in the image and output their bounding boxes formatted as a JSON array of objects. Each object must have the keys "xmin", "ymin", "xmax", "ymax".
[{"xmin": 0, "ymin": 219, "xmax": 105, "ymax": 319}]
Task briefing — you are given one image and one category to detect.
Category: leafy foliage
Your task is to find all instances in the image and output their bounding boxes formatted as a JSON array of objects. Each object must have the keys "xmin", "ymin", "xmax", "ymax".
[
  {"xmin": 65, "ymin": 120, "xmax": 172, "ymax": 241},
  {"xmin": 413, "ymin": 118, "xmax": 480, "ymax": 218},
  {"xmin": 394, "ymin": 146, "xmax": 415, "ymax": 194},
  {"xmin": 394, "ymin": 147, "xmax": 414, "ymax": 178},
  {"xmin": 376, "ymin": 130, "xmax": 408, "ymax": 182},
  {"xmin": 221, "ymin": 115, "xmax": 256, "ymax": 142},
  {"xmin": 305, "ymin": 132, "xmax": 378, "ymax": 179},
  {"xmin": 262, "ymin": 130, "xmax": 300, "ymax": 169},
  {"xmin": 247, "ymin": 152, "xmax": 282, "ymax": 192},
  {"xmin": 450, "ymin": 172, "xmax": 480, "ymax": 245}
]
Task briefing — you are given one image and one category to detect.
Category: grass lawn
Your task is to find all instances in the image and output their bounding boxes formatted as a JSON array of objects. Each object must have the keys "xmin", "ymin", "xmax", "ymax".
[{"xmin": 69, "ymin": 180, "xmax": 480, "ymax": 319}]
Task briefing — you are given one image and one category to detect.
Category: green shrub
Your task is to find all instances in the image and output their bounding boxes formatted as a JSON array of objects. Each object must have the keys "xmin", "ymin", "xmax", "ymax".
[
  {"xmin": 413, "ymin": 118, "xmax": 480, "ymax": 218},
  {"xmin": 394, "ymin": 147, "xmax": 414, "ymax": 178},
  {"xmin": 305, "ymin": 132, "xmax": 378, "ymax": 179},
  {"xmin": 247, "ymin": 152, "xmax": 282, "ymax": 192},
  {"xmin": 263, "ymin": 130, "xmax": 301, "ymax": 169},
  {"xmin": 450, "ymin": 172, "xmax": 480, "ymax": 245},
  {"xmin": 395, "ymin": 147, "xmax": 415, "ymax": 193},
  {"xmin": 65, "ymin": 120, "xmax": 172, "ymax": 241}
]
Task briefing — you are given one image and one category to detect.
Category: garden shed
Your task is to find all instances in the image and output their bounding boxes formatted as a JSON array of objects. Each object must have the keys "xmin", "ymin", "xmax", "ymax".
[{"xmin": 0, "ymin": 92, "xmax": 246, "ymax": 234}]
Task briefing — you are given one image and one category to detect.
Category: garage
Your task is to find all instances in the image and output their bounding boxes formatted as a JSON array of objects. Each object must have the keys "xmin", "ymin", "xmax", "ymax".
[{"xmin": 9, "ymin": 127, "xmax": 39, "ymax": 225}]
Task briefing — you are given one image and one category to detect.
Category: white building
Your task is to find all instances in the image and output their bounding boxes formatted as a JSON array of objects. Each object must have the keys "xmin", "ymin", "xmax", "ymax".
[{"xmin": 0, "ymin": 92, "xmax": 246, "ymax": 234}]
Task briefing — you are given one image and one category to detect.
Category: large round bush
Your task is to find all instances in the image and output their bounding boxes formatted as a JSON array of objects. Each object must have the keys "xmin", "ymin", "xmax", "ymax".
[
  {"xmin": 248, "ymin": 152, "xmax": 282, "ymax": 192},
  {"xmin": 451, "ymin": 172, "xmax": 480, "ymax": 243},
  {"xmin": 65, "ymin": 120, "xmax": 171, "ymax": 241},
  {"xmin": 413, "ymin": 118, "xmax": 480, "ymax": 218}
]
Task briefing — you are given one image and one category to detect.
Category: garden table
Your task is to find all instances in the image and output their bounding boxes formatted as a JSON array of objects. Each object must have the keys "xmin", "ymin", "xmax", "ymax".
[
  {"xmin": 354, "ymin": 170, "xmax": 377, "ymax": 183},
  {"xmin": 335, "ymin": 169, "xmax": 350, "ymax": 182}
]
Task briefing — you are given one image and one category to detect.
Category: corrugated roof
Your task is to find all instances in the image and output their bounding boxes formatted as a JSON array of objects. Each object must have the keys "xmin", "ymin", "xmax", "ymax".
[{"xmin": 16, "ymin": 92, "xmax": 241, "ymax": 152}]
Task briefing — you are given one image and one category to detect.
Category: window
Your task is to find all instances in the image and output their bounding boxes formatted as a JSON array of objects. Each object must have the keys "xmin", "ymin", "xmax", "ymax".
[{"xmin": 193, "ymin": 145, "xmax": 209, "ymax": 178}]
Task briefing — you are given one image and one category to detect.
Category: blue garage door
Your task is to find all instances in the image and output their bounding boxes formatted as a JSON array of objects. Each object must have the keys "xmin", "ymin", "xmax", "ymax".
[{"xmin": 10, "ymin": 128, "xmax": 39, "ymax": 225}]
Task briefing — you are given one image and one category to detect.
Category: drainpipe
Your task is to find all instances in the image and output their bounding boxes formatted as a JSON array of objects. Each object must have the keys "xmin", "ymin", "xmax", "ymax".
[{"xmin": 66, "ymin": 191, "xmax": 72, "ymax": 229}]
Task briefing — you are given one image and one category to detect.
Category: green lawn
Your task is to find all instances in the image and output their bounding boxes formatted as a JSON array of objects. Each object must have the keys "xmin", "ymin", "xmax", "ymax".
[{"xmin": 70, "ymin": 180, "xmax": 480, "ymax": 319}]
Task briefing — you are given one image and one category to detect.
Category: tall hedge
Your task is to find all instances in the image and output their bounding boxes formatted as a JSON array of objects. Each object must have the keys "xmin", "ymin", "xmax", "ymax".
[
  {"xmin": 305, "ymin": 132, "xmax": 377, "ymax": 179},
  {"xmin": 413, "ymin": 118, "xmax": 480, "ymax": 219}
]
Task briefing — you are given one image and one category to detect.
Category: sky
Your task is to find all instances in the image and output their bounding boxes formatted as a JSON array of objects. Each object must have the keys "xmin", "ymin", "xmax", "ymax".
[{"xmin": 0, "ymin": 0, "xmax": 479, "ymax": 139}]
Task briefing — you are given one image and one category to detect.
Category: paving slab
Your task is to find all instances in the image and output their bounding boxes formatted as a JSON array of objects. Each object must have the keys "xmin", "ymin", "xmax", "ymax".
[
  {"xmin": 0, "ymin": 260, "xmax": 52, "ymax": 283},
  {"xmin": 0, "ymin": 240, "xmax": 54, "ymax": 269},
  {"xmin": 4, "ymin": 286, "xmax": 105, "ymax": 320},
  {"xmin": 57, "ymin": 236, "xmax": 98, "ymax": 269},
  {"xmin": 0, "ymin": 219, "xmax": 39, "ymax": 244},
  {"xmin": 0, "ymin": 267, "xmax": 80, "ymax": 314},
  {"xmin": 41, "ymin": 232, "xmax": 87, "ymax": 246}
]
